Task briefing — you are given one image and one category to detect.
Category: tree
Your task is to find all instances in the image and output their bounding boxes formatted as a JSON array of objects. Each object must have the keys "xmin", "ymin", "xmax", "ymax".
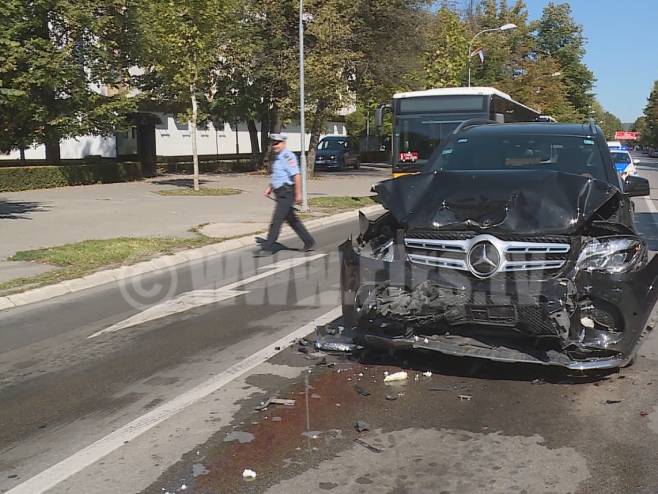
[
  {"xmin": 422, "ymin": 5, "xmax": 468, "ymax": 88},
  {"xmin": 642, "ymin": 81, "xmax": 658, "ymax": 148},
  {"xmin": 632, "ymin": 116, "xmax": 649, "ymax": 147},
  {"xmin": 131, "ymin": 0, "xmax": 234, "ymax": 189},
  {"xmin": 0, "ymin": 0, "xmax": 135, "ymax": 162},
  {"xmin": 498, "ymin": 55, "xmax": 578, "ymax": 121},
  {"xmin": 535, "ymin": 2, "xmax": 594, "ymax": 118}
]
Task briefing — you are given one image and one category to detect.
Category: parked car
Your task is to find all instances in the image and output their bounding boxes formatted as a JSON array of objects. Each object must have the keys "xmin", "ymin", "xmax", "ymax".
[
  {"xmin": 610, "ymin": 150, "xmax": 639, "ymax": 180},
  {"xmin": 314, "ymin": 136, "xmax": 360, "ymax": 171},
  {"xmin": 340, "ymin": 121, "xmax": 658, "ymax": 370}
]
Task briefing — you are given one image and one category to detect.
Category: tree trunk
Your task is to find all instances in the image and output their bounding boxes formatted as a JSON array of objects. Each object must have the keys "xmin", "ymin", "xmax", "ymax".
[
  {"xmin": 270, "ymin": 105, "xmax": 282, "ymax": 133},
  {"xmin": 19, "ymin": 147, "xmax": 26, "ymax": 165},
  {"xmin": 247, "ymin": 118, "xmax": 260, "ymax": 164},
  {"xmin": 259, "ymin": 108, "xmax": 270, "ymax": 169},
  {"xmin": 44, "ymin": 127, "xmax": 61, "ymax": 164},
  {"xmin": 306, "ymin": 100, "xmax": 327, "ymax": 179},
  {"xmin": 190, "ymin": 83, "xmax": 200, "ymax": 191}
]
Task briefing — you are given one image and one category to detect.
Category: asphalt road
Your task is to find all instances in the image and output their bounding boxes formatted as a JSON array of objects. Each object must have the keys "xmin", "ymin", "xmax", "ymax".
[{"xmin": 1, "ymin": 155, "xmax": 658, "ymax": 494}]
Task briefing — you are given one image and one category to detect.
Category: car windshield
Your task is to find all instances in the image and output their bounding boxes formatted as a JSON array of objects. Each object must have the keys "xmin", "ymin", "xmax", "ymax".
[
  {"xmin": 318, "ymin": 139, "xmax": 347, "ymax": 150},
  {"xmin": 425, "ymin": 133, "xmax": 607, "ymax": 181},
  {"xmin": 611, "ymin": 152, "xmax": 631, "ymax": 163}
]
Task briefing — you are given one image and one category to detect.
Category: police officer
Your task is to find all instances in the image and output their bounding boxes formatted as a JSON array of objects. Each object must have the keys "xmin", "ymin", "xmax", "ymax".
[{"xmin": 259, "ymin": 134, "xmax": 315, "ymax": 253}]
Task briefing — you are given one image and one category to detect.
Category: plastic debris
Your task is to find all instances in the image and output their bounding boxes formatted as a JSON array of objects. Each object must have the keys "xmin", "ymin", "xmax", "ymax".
[
  {"xmin": 605, "ymin": 399, "xmax": 622, "ymax": 404},
  {"xmin": 180, "ymin": 484, "xmax": 188, "ymax": 491},
  {"xmin": 254, "ymin": 397, "xmax": 296, "ymax": 410},
  {"xmin": 385, "ymin": 394, "xmax": 398, "ymax": 401},
  {"xmin": 354, "ymin": 385, "xmax": 371, "ymax": 396},
  {"xmin": 354, "ymin": 438, "xmax": 383, "ymax": 453},
  {"xmin": 355, "ymin": 420, "xmax": 370, "ymax": 432},
  {"xmin": 580, "ymin": 316, "xmax": 595, "ymax": 328},
  {"xmin": 242, "ymin": 469, "xmax": 257, "ymax": 480},
  {"xmin": 423, "ymin": 338, "xmax": 429, "ymax": 343},
  {"xmin": 384, "ymin": 371, "xmax": 408, "ymax": 383},
  {"xmin": 224, "ymin": 431, "xmax": 255, "ymax": 444},
  {"xmin": 641, "ymin": 411, "xmax": 649, "ymax": 417},
  {"xmin": 458, "ymin": 394, "xmax": 472, "ymax": 401},
  {"xmin": 531, "ymin": 378, "xmax": 546, "ymax": 385},
  {"xmin": 422, "ymin": 371, "xmax": 432, "ymax": 377},
  {"xmin": 315, "ymin": 324, "xmax": 356, "ymax": 352},
  {"xmin": 270, "ymin": 398, "xmax": 295, "ymax": 406}
]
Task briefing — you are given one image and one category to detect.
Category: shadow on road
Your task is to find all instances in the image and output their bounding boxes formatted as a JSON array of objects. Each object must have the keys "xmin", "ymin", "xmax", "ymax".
[{"xmin": 0, "ymin": 199, "xmax": 49, "ymax": 220}]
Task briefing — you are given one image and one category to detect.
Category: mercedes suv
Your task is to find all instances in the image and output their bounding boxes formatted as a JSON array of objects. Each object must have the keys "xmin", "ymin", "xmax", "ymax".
[{"xmin": 339, "ymin": 121, "xmax": 658, "ymax": 370}]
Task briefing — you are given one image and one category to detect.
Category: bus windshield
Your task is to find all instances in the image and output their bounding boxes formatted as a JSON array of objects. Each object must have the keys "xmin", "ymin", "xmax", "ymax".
[{"xmin": 394, "ymin": 116, "xmax": 462, "ymax": 167}]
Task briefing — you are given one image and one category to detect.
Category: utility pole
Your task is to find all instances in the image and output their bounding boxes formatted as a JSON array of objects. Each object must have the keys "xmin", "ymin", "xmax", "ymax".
[{"xmin": 299, "ymin": 0, "xmax": 308, "ymax": 211}]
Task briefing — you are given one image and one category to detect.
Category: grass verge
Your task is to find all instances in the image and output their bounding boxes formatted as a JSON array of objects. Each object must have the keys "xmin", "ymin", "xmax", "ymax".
[
  {"xmin": 0, "ymin": 236, "xmax": 216, "ymax": 295},
  {"xmin": 308, "ymin": 195, "xmax": 376, "ymax": 214},
  {"xmin": 157, "ymin": 187, "xmax": 242, "ymax": 197}
]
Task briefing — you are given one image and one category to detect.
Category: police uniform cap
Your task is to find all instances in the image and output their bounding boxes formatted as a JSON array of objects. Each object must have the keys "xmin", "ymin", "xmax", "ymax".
[{"xmin": 269, "ymin": 133, "xmax": 288, "ymax": 142}]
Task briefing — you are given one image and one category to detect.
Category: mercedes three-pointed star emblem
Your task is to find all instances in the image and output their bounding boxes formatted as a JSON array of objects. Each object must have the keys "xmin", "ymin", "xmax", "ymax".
[{"xmin": 468, "ymin": 241, "xmax": 501, "ymax": 278}]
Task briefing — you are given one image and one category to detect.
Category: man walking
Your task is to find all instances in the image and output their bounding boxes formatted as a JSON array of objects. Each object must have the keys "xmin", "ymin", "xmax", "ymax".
[{"xmin": 258, "ymin": 134, "xmax": 315, "ymax": 253}]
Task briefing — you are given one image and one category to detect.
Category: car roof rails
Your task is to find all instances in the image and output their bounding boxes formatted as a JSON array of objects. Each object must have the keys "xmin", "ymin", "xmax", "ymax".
[{"xmin": 452, "ymin": 119, "xmax": 498, "ymax": 135}]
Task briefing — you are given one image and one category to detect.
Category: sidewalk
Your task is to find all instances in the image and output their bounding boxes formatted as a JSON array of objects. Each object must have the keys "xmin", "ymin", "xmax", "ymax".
[{"xmin": 0, "ymin": 166, "xmax": 389, "ymax": 283}]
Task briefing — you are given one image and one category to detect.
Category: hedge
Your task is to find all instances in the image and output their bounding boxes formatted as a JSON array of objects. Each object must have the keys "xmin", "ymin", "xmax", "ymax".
[
  {"xmin": 157, "ymin": 160, "xmax": 259, "ymax": 174},
  {"xmin": 0, "ymin": 162, "xmax": 143, "ymax": 192}
]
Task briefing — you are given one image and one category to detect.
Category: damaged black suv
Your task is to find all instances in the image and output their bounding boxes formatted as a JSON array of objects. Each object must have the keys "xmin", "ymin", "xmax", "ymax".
[{"xmin": 340, "ymin": 121, "xmax": 658, "ymax": 370}]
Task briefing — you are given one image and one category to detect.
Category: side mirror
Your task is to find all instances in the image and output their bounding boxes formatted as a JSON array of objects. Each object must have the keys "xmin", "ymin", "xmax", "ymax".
[
  {"xmin": 633, "ymin": 159, "xmax": 640, "ymax": 164},
  {"xmin": 624, "ymin": 175, "xmax": 650, "ymax": 197},
  {"xmin": 374, "ymin": 104, "xmax": 391, "ymax": 130}
]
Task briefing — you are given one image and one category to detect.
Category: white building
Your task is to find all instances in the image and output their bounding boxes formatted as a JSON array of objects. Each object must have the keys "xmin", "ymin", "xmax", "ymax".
[{"xmin": 1, "ymin": 114, "xmax": 347, "ymax": 161}]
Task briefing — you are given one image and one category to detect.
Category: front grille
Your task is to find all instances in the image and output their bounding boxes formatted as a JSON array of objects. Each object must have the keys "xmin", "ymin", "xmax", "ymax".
[{"xmin": 405, "ymin": 232, "xmax": 571, "ymax": 277}]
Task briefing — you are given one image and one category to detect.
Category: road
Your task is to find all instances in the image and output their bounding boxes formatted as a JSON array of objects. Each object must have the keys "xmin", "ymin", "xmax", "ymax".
[{"xmin": 1, "ymin": 155, "xmax": 658, "ymax": 494}]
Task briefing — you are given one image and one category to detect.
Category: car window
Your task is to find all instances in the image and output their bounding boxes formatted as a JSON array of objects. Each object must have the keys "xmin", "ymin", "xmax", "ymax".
[
  {"xmin": 610, "ymin": 152, "xmax": 631, "ymax": 163},
  {"xmin": 425, "ymin": 133, "xmax": 607, "ymax": 181},
  {"xmin": 318, "ymin": 139, "xmax": 347, "ymax": 150}
]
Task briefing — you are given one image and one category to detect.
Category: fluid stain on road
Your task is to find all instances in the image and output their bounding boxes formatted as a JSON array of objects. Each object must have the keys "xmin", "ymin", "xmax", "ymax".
[{"xmin": 165, "ymin": 353, "xmax": 595, "ymax": 494}]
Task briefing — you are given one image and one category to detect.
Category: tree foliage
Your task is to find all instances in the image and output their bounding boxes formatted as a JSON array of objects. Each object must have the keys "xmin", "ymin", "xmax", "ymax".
[
  {"xmin": 642, "ymin": 81, "xmax": 658, "ymax": 148},
  {"xmin": 0, "ymin": 0, "xmax": 135, "ymax": 160},
  {"xmin": 534, "ymin": 2, "xmax": 594, "ymax": 118}
]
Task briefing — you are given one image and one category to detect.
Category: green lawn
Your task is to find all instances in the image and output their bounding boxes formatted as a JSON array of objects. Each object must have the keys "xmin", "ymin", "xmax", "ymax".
[
  {"xmin": 308, "ymin": 195, "xmax": 376, "ymax": 212},
  {"xmin": 157, "ymin": 187, "xmax": 242, "ymax": 196},
  {"xmin": 1, "ymin": 236, "xmax": 216, "ymax": 294}
]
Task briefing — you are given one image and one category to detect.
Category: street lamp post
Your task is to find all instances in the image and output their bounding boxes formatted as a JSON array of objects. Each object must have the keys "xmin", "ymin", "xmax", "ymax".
[
  {"xmin": 467, "ymin": 23, "xmax": 517, "ymax": 87},
  {"xmin": 299, "ymin": 0, "xmax": 308, "ymax": 212}
]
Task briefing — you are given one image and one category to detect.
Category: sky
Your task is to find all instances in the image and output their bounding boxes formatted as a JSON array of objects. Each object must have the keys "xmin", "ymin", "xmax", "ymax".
[{"xmin": 520, "ymin": 0, "xmax": 658, "ymax": 123}]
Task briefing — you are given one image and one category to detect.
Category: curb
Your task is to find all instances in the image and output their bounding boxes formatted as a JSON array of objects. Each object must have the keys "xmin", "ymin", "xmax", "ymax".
[{"xmin": 0, "ymin": 204, "xmax": 384, "ymax": 311}]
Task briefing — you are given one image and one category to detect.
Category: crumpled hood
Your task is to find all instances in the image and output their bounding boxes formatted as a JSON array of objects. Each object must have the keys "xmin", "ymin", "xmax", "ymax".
[{"xmin": 373, "ymin": 170, "xmax": 620, "ymax": 235}]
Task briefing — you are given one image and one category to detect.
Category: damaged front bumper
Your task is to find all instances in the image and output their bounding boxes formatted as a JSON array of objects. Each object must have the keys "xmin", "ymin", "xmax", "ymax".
[{"xmin": 339, "ymin": 238, "xmax": 658, "ymax": 371}]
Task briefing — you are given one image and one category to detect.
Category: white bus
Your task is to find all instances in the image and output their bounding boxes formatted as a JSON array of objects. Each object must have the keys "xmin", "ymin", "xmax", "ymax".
[{"xmin": 376, "ymin": 87, "xmax": 541, "ymax": 177}]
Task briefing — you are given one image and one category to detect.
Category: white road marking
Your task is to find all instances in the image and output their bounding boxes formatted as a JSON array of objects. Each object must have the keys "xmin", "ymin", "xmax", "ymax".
[
  {"xmin": 89, "ymin": 253, "xmax": 327, "ymax": 339},
  {"xmin": 644, "ymin": 196, "xmax": 658, "ymax": 214},
  {"xmin": 7, "ymin": 305, "xmax": 343, "ymax": 494}
]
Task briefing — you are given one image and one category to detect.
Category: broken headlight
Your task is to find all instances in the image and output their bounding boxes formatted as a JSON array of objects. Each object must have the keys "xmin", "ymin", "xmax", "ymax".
[
  {"xmin": 576, "ymin": 237, "xmax": 646, "ymax": 273},
  {"xmin": 361, "ymin": 239, "xmax": 395, "ymax": 262}
]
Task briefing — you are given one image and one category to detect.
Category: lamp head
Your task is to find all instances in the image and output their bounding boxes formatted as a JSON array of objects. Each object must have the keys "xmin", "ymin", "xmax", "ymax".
[{"xmin": 499, "ymin": 23, "xmax": 517, "ymax": 31}]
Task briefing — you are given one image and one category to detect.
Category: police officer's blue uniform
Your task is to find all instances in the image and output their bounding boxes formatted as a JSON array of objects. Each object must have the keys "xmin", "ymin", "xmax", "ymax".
[{"xmin": 261, "ymin": 136, "xmax": 315, "ymax": 252}]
